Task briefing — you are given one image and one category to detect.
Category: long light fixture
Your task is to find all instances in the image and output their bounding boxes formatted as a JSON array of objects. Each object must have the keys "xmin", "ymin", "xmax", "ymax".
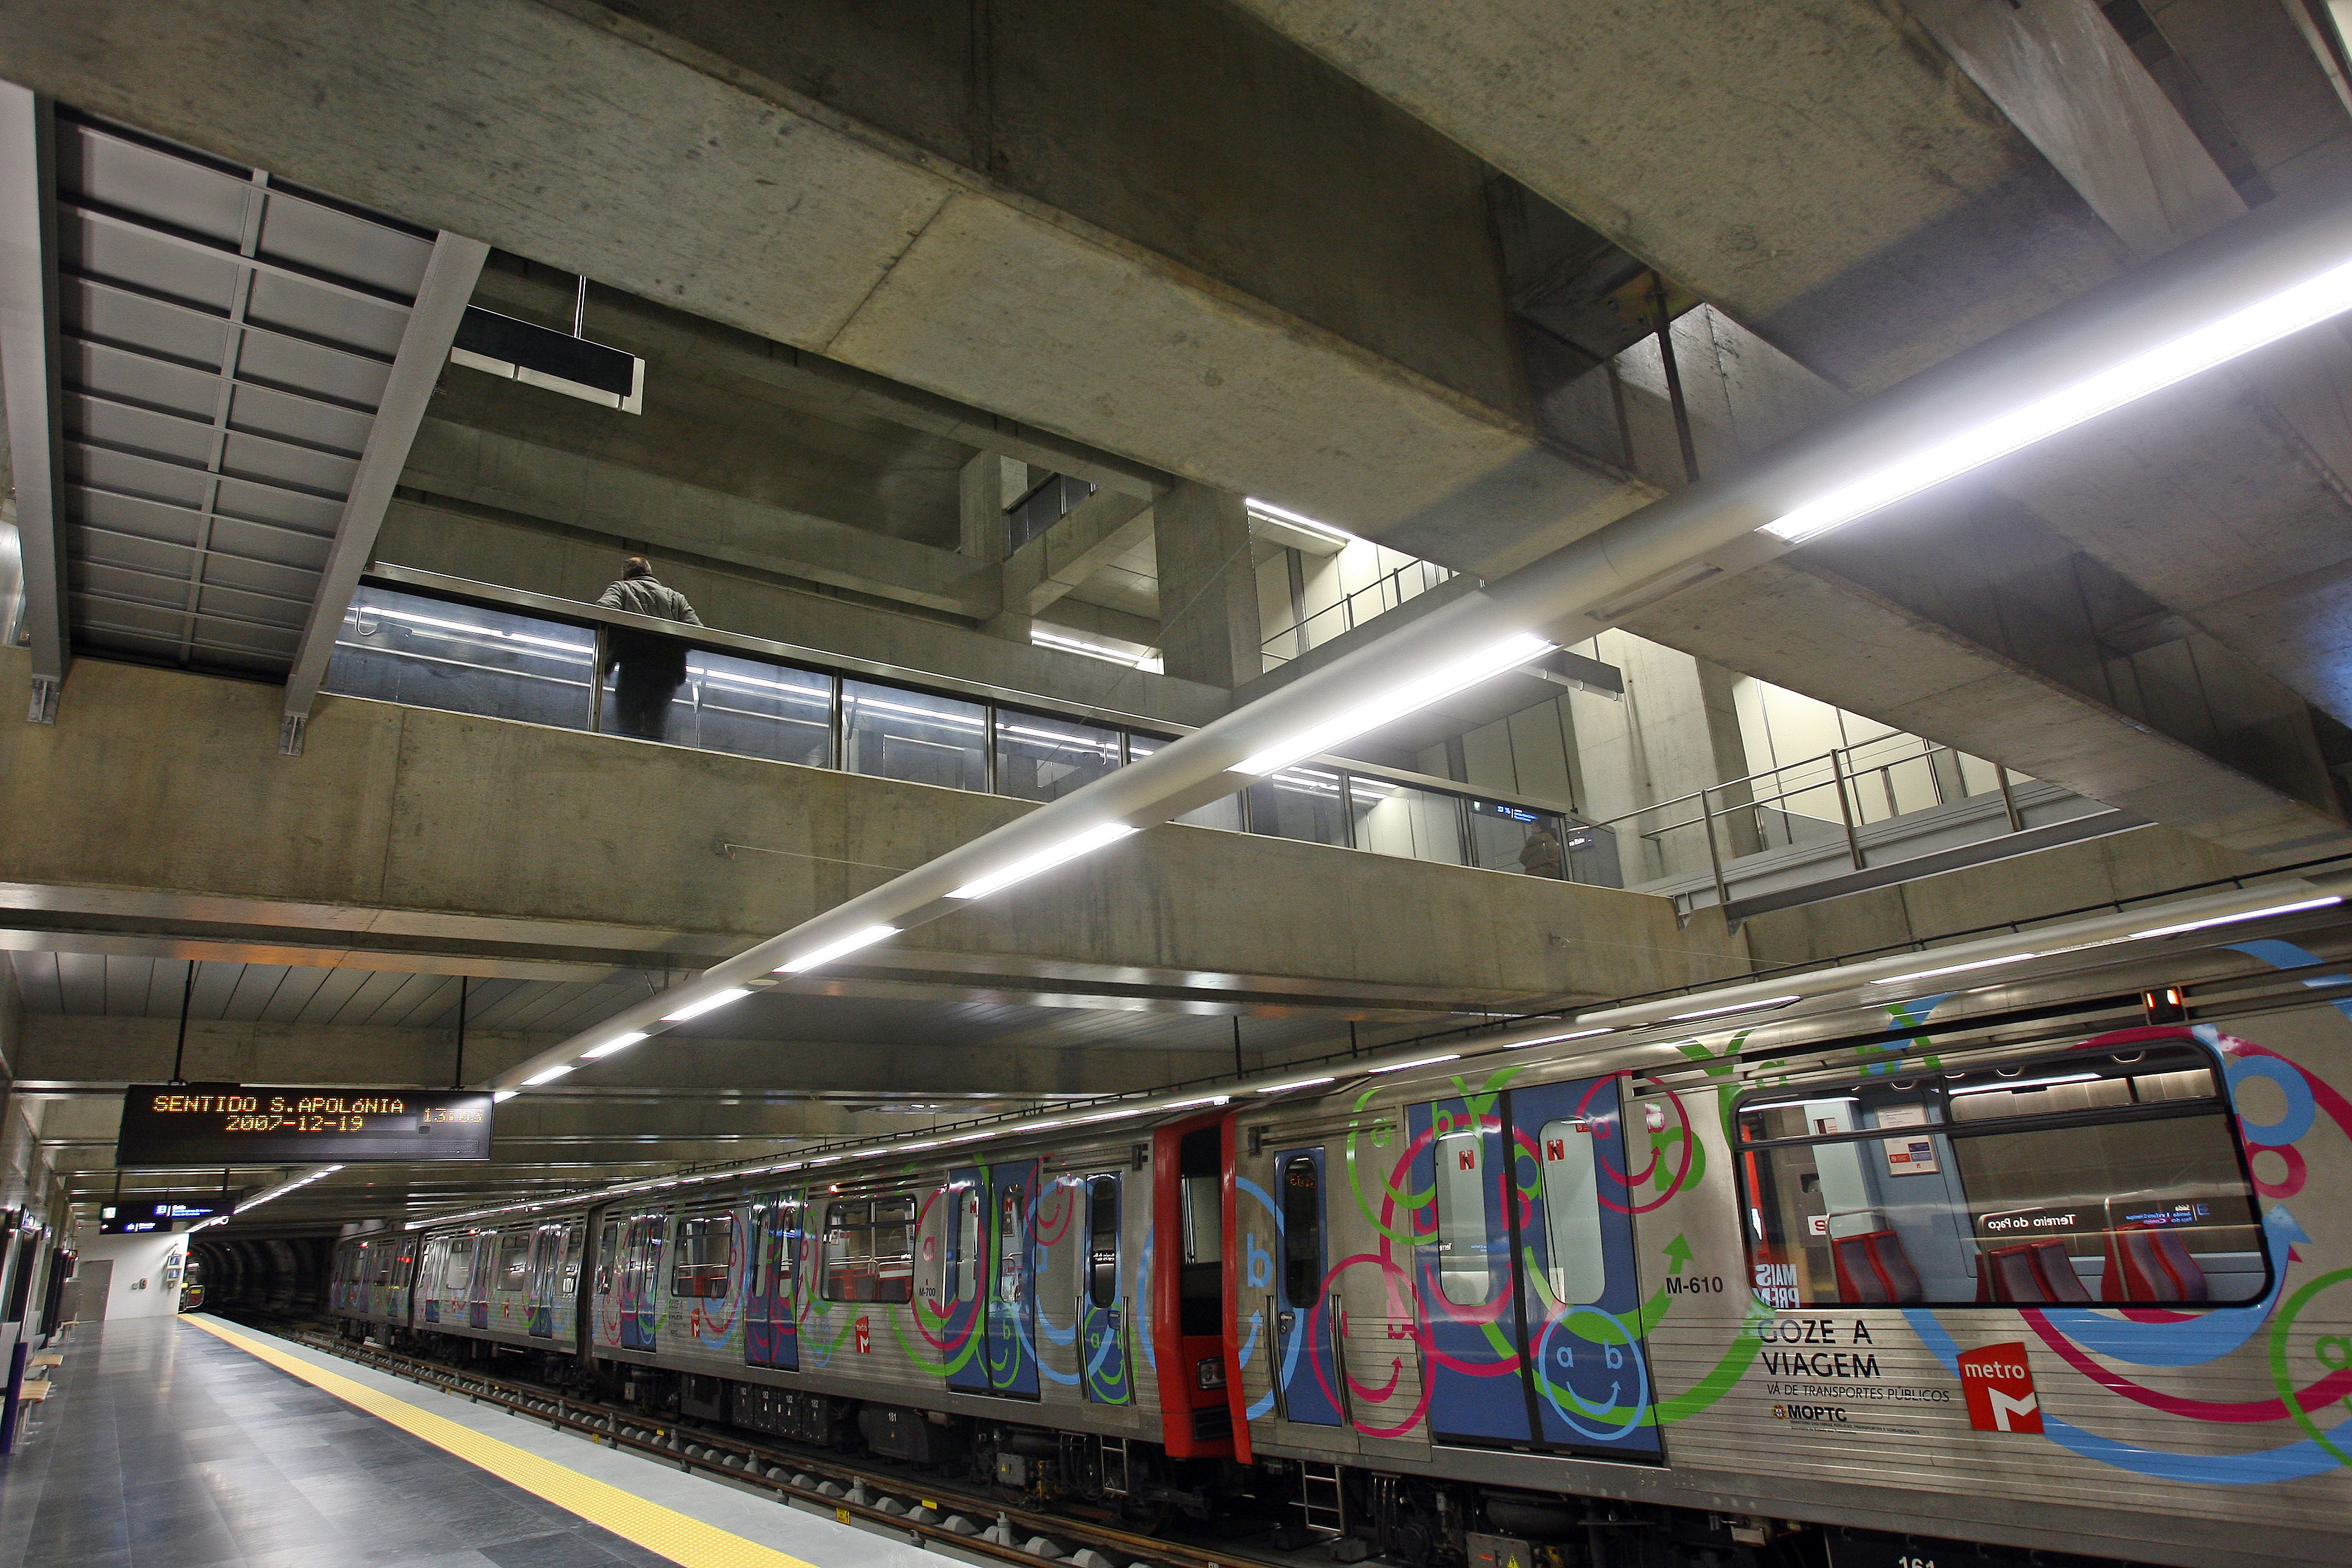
[
  {"xmin": 520, "ymin": 1062, "xmax": 575, "ymax": 1086},
  {"xmin": 1668, "ymin": 994, "xmax": 1799, "ymax": 1021},
  {"xmin": 2126, "ymin": 895, "xmax": 2340, "ymax": 941},
  {"xmin": 1233, "ymin": 632, "xmax": 1555, "ymax": 777},
  {"xmin": 1368, "ymin": 1052, "xmax": 1461, "ymax": 1074},
  {"xmin": 947, "ymin": 824, "xmax": 1138, "ymax": 901},
  {"xmin": 1509, "ymin": 1027, "xmax": 1615, "ymax": 1048},
  {"xmin": 1763, "ymin": 256, "xmax": 2352, "ymax": 544},
  {"xmin": 662, "ymin": 986, "xmax": 750, "ymax": 1022},
  {"xmin": 1873, "ymin": 952, "xmax": 2046, "ymax": 988},
  {"xmin": 580, "ymin": 1031, "xmax": 647, "ymax": 1060},
  {"xmin": 1256, "ymin": 1075, "xmax": 1338, "ymax": 1094},
  {"xmin": 776, "ymin": 924, "xmax": 901, "ymax": 974},
  {"xmin": 1950, "ymin": 1072, "xmax": 2099, "ymax": 1097}
]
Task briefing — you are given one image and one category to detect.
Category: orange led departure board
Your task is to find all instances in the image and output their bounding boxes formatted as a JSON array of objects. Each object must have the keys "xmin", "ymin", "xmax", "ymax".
[{"xmin": 115, "ymin": 1083, "xmax": 495, "ymax": 1166}]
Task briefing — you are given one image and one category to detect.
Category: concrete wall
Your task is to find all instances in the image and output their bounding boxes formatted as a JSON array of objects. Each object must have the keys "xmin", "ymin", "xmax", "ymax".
[
  {"xmin": 1740, "ymin": 820, "xmax": 2266, "ymax": 973},
  {"xmin": 70, "ymin": 1230, "xmax": 186, "ymax": 1321},
  {"xmin": 0, "ymin": 648, "xmax": 1752, "ymax": 1013}
]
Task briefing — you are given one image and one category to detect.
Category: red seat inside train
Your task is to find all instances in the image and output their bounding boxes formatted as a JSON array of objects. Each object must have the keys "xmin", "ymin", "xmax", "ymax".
[
  {"xmin": 2099, "ymin": 1223, "xmax": 2210, "ymax": 1303},
  {"xmin": 1977, "ymin": 1240, "xmax": 2092, "ymax": 1303},
  {"xmin": 1831, "ymin": 1229, "xmax": 1924, "ymax": 1304}
]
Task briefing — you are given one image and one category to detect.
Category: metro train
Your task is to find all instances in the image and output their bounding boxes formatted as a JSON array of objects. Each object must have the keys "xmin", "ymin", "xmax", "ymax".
[{"xmin": 330, "ymin": 890, "xmax": 2352, "ymax": 1568}]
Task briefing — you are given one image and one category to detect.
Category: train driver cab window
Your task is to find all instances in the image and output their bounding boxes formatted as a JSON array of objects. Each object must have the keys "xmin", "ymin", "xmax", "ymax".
[
  {"xmin": 371, "ymin": 1245, "xmax": 396, "ymax": 1287},
  {"xmin": 499, "ymin": 1233, "xmax": 531, "ymax": 1290},
  {"xmin": 1280, "ymin": 1155, "xmax": 1321, "ymax": 1309},
  {"xmin": 444, "ymin": 1238, "xmax": 475, "ymax": 1292},
  {"xmin": 672, "ymin": 1214, "xmax": 733, "ymax": 1298},
  {"xmin": 950, "ymin": 1184, "xmax": 981, "ymax": 1304},
  {"xmin": 1086, "ymin": 1175, "xmax": 1120, "ymax": 1309},
  {"xmin": 1434, "ymin": 1130, "xmax": 1494, "ymax": 1305},
  {"xmin": 1737, "ymin": 1039, "xmax": 2267, "ymax": 1308}
]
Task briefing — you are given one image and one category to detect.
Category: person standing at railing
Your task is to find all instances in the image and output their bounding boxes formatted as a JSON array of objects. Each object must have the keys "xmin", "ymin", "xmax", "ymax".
[
  {"xmin": 1518, "ymin": 822, "xmax": 1564, "ymax": 878},
  {"xmin": 596, "ymin": 557, "xmax": 703, "ymax": 741}
]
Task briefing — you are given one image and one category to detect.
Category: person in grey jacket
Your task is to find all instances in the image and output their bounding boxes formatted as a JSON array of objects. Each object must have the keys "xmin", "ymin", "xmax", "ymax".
[{"xmin": 596, "ymin": 557, "xmax": 703, "ymax": 740}]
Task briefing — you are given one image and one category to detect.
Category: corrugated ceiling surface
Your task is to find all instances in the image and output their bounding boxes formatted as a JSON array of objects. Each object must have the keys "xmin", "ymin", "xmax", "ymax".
[{"xmin": 53, "ymin": 111, "xmax": 433, "ymax": 676}]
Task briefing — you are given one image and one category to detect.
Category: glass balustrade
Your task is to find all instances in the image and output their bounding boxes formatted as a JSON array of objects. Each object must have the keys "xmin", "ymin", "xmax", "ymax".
[{"xmin": 325, "ymin": 581, "xmax": 1607, "ymax": 887}]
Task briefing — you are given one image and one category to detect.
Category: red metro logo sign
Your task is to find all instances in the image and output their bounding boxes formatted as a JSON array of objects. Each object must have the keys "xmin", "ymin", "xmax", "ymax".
[{"xmin": 1959, "ymin": 1341, "xmax": 2043, "ymax": 1433}]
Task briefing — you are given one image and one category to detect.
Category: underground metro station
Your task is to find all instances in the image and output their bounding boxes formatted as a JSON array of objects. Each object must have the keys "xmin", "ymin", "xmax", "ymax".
[{"xmin": 6, "ymin": 5, "xmax": 2352, "ymax": 1567}]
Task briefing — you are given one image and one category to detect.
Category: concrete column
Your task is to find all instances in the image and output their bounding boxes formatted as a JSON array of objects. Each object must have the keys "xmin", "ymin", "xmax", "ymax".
[
  {"xmin": 1153, "ymin": 482, "xmax": 1261, "ymax": 688},
  {"xmin": 958, "ymin": 451, "xmax": 1011, "ymax": 563}
]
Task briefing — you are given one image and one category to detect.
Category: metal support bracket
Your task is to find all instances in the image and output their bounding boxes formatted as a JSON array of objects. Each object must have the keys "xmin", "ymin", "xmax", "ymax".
[
  {"xmin": 278, "ymin": 711, "xmax": 306, "ymax": 756},
  {"xmin": 26, "ymin": 674, "xmax": 57, "ymax": 725}
]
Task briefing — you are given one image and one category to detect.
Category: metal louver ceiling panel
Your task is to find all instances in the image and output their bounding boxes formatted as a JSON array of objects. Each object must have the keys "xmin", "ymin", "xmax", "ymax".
[{"xmin": 48, "ymin": 110, "xmax": 433, "ymax": 678}]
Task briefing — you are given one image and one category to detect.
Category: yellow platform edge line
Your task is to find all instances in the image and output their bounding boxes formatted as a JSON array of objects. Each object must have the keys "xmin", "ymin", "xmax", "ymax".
[{"xmin": 185, "ymin": 1315, "xmax": 818, "ymax": 1568}]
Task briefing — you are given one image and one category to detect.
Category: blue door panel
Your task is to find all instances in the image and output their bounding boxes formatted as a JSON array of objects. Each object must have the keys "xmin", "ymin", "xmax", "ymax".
[
  {"xmin": 943, "ymin": 1169, "xmax": 991, "ymax": 1393},
  {"xmin": 987, "ymin": 1160, "xmax": 1040, "ymax": 1397},
  {"xmin": 1408, "ymin": 1101, "xmax": 1527, "ymax": 1443}
]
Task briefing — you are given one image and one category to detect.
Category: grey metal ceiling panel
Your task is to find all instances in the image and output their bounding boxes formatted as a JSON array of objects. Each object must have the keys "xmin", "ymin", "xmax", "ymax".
[
  {"xmin": 256, "ymin": 965, "xmax": 333, "ymax": 1023},
  {"xmin": 43, "ymin": 112, "xmax": 440, "ymax": 681}
]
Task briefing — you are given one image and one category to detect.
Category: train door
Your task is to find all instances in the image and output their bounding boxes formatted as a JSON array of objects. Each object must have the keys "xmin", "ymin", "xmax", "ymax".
[
  {"xmin": 1506, "ymin": 1076, "xmax": 1662, "ymax": 1458},
  {"xmin": 745, "ymin": 1192, "xmax": 799, "ymax": 1370},
  {"xmin": 942, "ymin": 1172, "xmax": 990, "ymax": 1394},
  {"xmin": 420, "ymin": 1238, "xmax": 445, "ymax": 1323},
  {"xmin": 467, "ymin": 1231, "xmax": 492, "ymax": 1328},
  {"xmin": 526, "ymin": 1225, "xmax": 558, "ymax": 1338},
  {"xmin": 1266, "ymin": 1147, "xmax": 1343, "ymax": 1426},
  {"xmin": 987, "ymin": 1160, "xmax": 1040, "ymax": 1397},
  {"xmin": 622, "ymin": 1212, "xmax": 666, "ymax": 1351},
  {"xmin": 1079, "ymin": 1173, "xmax": 1130, "ymax": 1403},
  {"xmin": 1413, "ymin": 1093, "xmax": 1526, "ymax": 1444}
]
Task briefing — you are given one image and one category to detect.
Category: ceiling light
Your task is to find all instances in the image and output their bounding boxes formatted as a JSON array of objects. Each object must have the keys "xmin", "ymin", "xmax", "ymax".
[
  {"xmin": 1233, "ymin": 633, "xmax": 1556, "ymax": 776},
  {"xmin": 1165, "ymin": 1094, "xmax": 1232, "ymax": 1109},
  {"xmin": 1507, "ymin": 1027, "xmax": 1614, "ymax": 1048},
  {"xmin": 776, "ymin": 925, "xmax": 900, "ymax": 973},
  {"xmin": 1668, "ymin": 995, "xmax": 1799, "ymax": 1021},
  {"xmin": 1949, "ymin": 1072, "xmax": 2100, "ymax": 1097},
  {"xmin": 492, "ymin": 1090, "xmax": 515, "ymax": 1102},
  {"xmin": 947, "ymin": 824, "xmax": 1138, "ymax": 901},
  {"xmin": 520, "ymin": 1063, "xmax": 574, "ymax": 1086},
  {"xmin": 1874, "ymin": 952, "xmax": 2044, "ymax": 987},
  {"xmin": 2126, "ymin": 895, "xmax": 2340, "ymax": 941},
  {"xmin": 1255, "ymin": 1076, "xmax": 1338, "ymax": 1094},
  {"xmin": 1763, "ymin": 258, "xmax": 2352, "ymax": 544},
  {"xmin": 662, "ymin": 986, "xmax": 751, "ymax": 1021},
  {"xmin": 1367, "ymin": 1053, "xmax": 1460, "ymax": 1074},
  {"xmin": 581, "ymin": 1031, "xmax": 647, "ymax": 1060}
]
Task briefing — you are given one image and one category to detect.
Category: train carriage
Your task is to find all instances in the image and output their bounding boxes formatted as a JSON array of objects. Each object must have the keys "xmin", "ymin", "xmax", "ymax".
[{"xmin": 334, "ymin": 889, "xmax": 2352, "ymax": 1567}]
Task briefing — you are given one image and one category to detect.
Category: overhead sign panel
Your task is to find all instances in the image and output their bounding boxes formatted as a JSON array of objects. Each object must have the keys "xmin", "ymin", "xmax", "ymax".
[
  {"xmin": 115, "ymin": 1085, "xmax": 494, "ymax": 1167},
  {"xmin": 100, "ymin": 1200, "xmax": 229, "ymax": 1234}
]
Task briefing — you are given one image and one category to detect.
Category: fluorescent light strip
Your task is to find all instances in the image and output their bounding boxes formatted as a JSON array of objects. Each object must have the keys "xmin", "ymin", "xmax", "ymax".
[
  {"xmin": 662, "ymin": 986, "xmax": 750, "ymax": 1022},
  {"xmin": 580, "ymin": 1031, "xmax": 648, "ymax": 1060},
  {"xmin": 1234, "ymin": 633, "xmax": 1557, "ymax": 777},
  {"xmin": 1367, "ymin": 1053, "xmax": 1461, "ymax": 1074},
  {"xmin": 1763, "ymin": 257, "xmax": 2352, "ymax": 544},
  {"xmin": 947, "ymin": 823, "xmax": 1137, "ymax": 901},
  {"xmin": 520, "ymin": 1063, "xmax": 575, "ymax": 1086},
  {"xmin": 1668, "ymin": 994, "xmax": 1800, "ymax": 1021},
  {"xmin": 2126, "ymin": 895, "xmax": 2340, "ymax": 941},
  {"xmin": 1256, "ymin": 1076, "xmax": 1338, "ymax": 1094},
  {"xmin": 777, "ymin": 924, "xmax": 900, "ymax": 974},
  {"xmin": 1507, "ymin": 1027, "xmax": 1615, "ymax": 1048},
  {"xmin": 1246, "ymin": 498, "xmax": 1357, "ymax": 546},
  {"xmin": 1874, "ymin": 952, "xmax": 2046, "ymax": 988},
  {"xmin": 1949, "ymin": 1073, "xmax": 2100, "ymax": 1097}
]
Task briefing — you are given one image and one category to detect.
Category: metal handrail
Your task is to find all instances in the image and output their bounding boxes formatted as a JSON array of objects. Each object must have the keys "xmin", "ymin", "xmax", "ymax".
[{"xmin": 1261, "ymin": 558, "xmax": 1455, "ymax": 659}]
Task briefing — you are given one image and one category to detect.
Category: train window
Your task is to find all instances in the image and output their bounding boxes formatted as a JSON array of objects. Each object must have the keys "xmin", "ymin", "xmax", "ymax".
[
  {"xmin": 672, "ymin": 1215, "xmax": 734, "ymax": 1298},
  {"xmin": 1736, "ymin": 1040, "xmax": 2265, "ymax": 1308},
  {"xmin": 1280, "ymin": 1155, "xmax": 1321, "ymax": 1308},
  {"xmin": 499, "ymin": 1233, "xmax": 531, "ymax": 1289},
  {"xmin": 1181, "ymin": 1175, "xmax": 1221, "ymax": 1265},
  {"xmin": 1537, "ymin": 1119, "xmax": 1605, "ymax": 1305},
  {"xmin": 1086, "ymin": 1175, "xmax": 1120, "ymax": 1309},
  {"xmin": 560, "ymin": 1225, "xmax": 581, "ymax": 1292},
  {"xmin": 1433, "ymin": 1131, "xmax": 1494, "ymax": 1305},
  {"xmin": 443, "ymin": 1238, "xmax": 475, "ymax": 1292},
  {"xmin": 951, "ymin": 1184, "xmax": 981, "ymax": 1304},
  {"xmin": 595, "ymin": 1220, "xmax": 619, "ymax": 1295},
  {"xmin": 823, "ymin": 1200, "xmax": 914, "ymax": 1303},
  {"xmin": 998, "ymin": 1187, "xmax": 1027, "ymax": 1305}
]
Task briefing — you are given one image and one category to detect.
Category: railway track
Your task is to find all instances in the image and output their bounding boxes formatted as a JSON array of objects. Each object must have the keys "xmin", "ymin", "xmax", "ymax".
[{"xmin": 272, "ymin": 1323, "xmax": 1300, "ymax": 1568}]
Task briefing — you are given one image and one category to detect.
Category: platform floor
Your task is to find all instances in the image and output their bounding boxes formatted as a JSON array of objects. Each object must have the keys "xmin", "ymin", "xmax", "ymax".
[{"xmin": 0, "ymin": 1315, "xmax": 930, "ymax": 1568}]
